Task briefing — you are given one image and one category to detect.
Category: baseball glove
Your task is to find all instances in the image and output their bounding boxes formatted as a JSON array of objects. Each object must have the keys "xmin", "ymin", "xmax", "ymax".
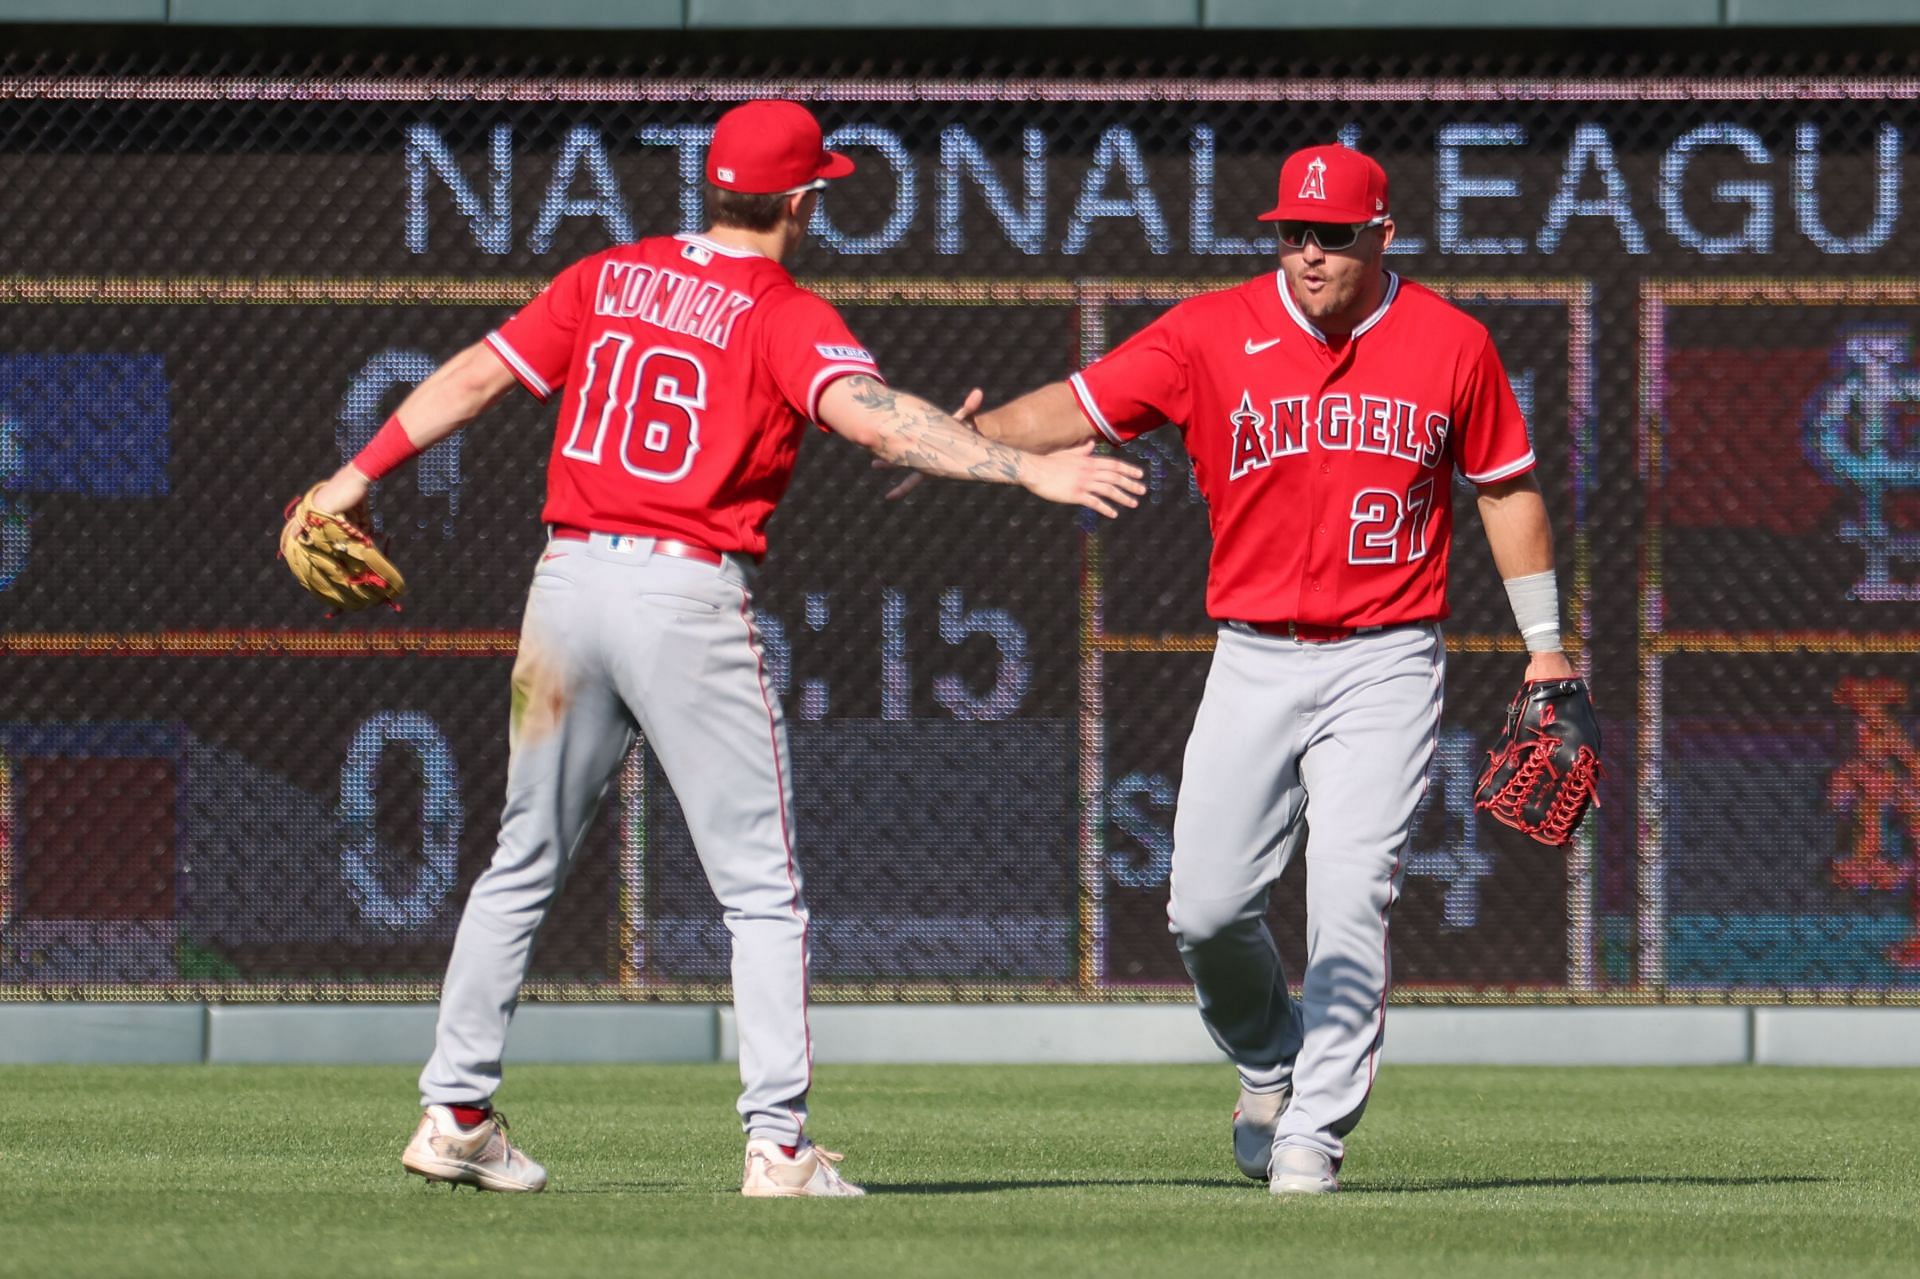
[
  {"xmin": 1473, "ymin": 677, "xmax": 1602, "ymax": 846},
  {"xmin": 277, "ymin": 485, "xmax": 405, "ymax": 613}
]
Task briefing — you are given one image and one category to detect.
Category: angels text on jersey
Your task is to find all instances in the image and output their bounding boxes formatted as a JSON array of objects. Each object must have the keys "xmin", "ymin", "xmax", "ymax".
[{"xmin": 1227, "ymin": 389, "xmax": 1450, "ymax": 482}]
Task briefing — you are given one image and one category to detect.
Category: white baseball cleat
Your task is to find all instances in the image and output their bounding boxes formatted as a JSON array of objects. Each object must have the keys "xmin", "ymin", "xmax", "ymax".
[
  {"xmin": 1232, "ymin": 1084, "xmax": 1291, "ymax": 1180},
  {"xmin": 1268, "ymin": 1144, "xmax": 1341, "ymax": 1196},
  {"xmin": 402, "ymin": 1105, "xmax": 549, "ymax": 1193},
  {"xmin": 740, "ymin": 1138, "xmax": 867, "ymax": 1198}
]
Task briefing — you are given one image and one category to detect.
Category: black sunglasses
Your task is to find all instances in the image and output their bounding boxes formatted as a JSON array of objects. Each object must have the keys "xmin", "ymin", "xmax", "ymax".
[{"xmin": 1275, "ymin": 215, "xmax": 1389, "ymax": 252}]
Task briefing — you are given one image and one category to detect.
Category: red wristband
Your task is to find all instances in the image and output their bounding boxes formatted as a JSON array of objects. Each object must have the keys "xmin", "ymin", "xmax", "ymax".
[{"xmin": 350, "ymin": 414, "xmax": 422, "ymax": 482}]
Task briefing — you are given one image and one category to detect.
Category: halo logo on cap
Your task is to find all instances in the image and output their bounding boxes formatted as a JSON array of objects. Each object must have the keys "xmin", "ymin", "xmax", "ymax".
[
  {"xmin": 1299, "ymin": 156, "xmax": 1328, "ymax": 202},
  {"xmin": 1258, "ymin": 144, "xmax": 1392, "ymax": 225}
]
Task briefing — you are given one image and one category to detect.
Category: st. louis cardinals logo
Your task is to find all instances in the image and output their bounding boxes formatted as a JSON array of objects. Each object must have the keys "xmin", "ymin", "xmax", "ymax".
[
  {"xmin": 1298, "ymin": 156, "xmax": 1328, "ymax": 202},
  {"xmin": 1828, "ymin": 677, "xmax": 1920, "ymax": 968}
]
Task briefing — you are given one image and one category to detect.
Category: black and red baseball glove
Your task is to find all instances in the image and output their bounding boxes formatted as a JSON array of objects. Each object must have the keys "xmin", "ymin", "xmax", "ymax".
[{"xmin": 1473, "ymin": 677, "xmax": 1603, "ymax": 846}]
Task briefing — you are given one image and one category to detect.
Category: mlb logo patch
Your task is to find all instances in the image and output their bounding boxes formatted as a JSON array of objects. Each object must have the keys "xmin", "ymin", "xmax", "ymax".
[
  {"xmin": 716, "ymin": 166, "xmax": 735, "ymax": 183},
  {"xmin": 815, "ymin": 343, "xmax": 875, "ymax": 363}
]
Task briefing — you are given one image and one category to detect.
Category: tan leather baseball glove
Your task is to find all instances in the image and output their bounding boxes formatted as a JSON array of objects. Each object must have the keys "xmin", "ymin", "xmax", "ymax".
[{"xmin": 278, "ymin": 484, "xmax": 405, "ymax": 613}]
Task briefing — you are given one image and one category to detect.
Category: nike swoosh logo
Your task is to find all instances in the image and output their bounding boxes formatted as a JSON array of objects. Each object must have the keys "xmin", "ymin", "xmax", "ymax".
[
  {"xmin": 541, "ymin": 552, "xmax": 565, "ymax": 562},
  {"xmin": 1245, "ymin": 337, "xmax": 1283, "ymax": 355}
]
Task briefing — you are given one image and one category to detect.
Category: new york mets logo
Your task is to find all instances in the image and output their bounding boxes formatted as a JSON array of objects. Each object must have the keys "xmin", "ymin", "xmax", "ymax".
[
  {"xmin": 1298, "ymin": 157, "xmax": 1328, "ymax": 202},
  {"xmin": 1803, "ymin": 326, "xmax": 1920, "ymax": 602}
]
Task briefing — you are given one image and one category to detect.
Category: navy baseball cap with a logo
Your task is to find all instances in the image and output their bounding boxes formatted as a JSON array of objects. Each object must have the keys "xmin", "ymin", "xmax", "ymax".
[
  {"xmin": 1258, "ymin": 144, "xmax": 1390, "ymax": 223},
  {"xmin": 705, "ymin": 100, "xmax": 856, "ymax": 195}
]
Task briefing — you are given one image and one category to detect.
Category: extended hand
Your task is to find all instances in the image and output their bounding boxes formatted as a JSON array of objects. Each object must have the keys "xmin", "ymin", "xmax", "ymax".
[
  {"xmin": 874, "ymin": 388, "xmax": 982, "ymax": 501},
  {"xmin": 307, "ymin": 465, "xmax": 373, "ymax": 531},
  {"xmin": 1020, "ymin": 440, "xmax": 1146, "ymax": 518}
]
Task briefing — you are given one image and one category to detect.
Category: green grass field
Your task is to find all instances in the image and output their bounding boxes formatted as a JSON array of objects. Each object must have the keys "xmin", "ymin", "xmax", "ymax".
[{"xmin": 2, "ymin": 1064, "xmax": 1915, "ymax": 1278}]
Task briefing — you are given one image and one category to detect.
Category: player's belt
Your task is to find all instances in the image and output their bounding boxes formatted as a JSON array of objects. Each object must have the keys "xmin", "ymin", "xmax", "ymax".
[
  {"xmin": 1230, "ymin": 619, "xmax": 1392, "ymax": 644},
  {"xmin": 547, "ymin": 526, "xmax": 726, "ymax": 566}
]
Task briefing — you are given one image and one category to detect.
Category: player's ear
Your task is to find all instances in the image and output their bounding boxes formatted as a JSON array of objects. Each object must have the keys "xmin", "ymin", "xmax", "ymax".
[
  {"xmin": 788, "ymin": 189, "xmax": 818, "ymax": 227},
  {"xmin": 1378, "ymin": 217, "xmax": 1396, "ymax": 255}
]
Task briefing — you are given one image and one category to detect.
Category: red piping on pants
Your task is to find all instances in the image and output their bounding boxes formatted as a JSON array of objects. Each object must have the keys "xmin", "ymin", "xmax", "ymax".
[{"xmin": 738, "ymin": 589, "xmax": 813, "ymax": 1100}]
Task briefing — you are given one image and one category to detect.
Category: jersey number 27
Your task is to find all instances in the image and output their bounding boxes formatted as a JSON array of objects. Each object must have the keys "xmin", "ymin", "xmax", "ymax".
[
  {"xmin": 1348, "ymin": 478, "xmax": 1435, "ymax": 566},
  {"xmin": 561, "ymin": 332, "xmax": 705, "ymax": 483}
]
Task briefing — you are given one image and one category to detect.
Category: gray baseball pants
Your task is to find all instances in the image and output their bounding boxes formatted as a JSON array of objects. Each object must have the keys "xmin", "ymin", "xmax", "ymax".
[
  {"xmin": 1168, "ymin": 622, "xmax": 1444, "ymax": 1167},
  {"xmin": 420, "ymin": 532, "xmax": 812, "ymax": 1145}
]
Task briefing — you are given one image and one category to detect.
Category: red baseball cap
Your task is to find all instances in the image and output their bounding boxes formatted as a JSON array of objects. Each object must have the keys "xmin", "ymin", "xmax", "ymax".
[
  {"xmin": 1257, "ymin": 144, "xmax": 1390, "ymax": 224},
  {"xmin": 705, "ymin": 100, "xmax": 855, "ymax": 195}
]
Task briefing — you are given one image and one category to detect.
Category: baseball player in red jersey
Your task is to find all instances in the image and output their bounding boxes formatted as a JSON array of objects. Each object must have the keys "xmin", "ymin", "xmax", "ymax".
[
  {"xmin": 952, "ymin": 144, "xmax": 1576, "ymax": 1194},
  {"xmin": 299, "ymin": 100, "xmax": 1144, "ymax": 1197}
]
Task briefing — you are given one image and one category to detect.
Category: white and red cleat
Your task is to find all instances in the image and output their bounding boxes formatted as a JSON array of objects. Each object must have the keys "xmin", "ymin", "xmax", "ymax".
[
  {"xmin": 1232, "ymin": 1084, "xmax": 1291, "ymax": 1180},
  {"xmin": 740, "ymin": 1138, "xmax": 866, "ymax": 1198},
  {"xmin": 1268, "ymin": 1144, "xmax": 1340, "ymax": 1196},
  {"xmin": 402, "ymin": 1105, "xmax": 548, "ymax": 1193}
]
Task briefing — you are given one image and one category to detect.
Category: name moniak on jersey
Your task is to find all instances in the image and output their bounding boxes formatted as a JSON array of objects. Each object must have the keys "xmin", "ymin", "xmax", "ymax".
[
  {"xmin": 594, "ymin": 260, "xmax": 755, "ymax": 350},
  {"xmin": 1228, "ymin": 389, "xmax": 1450, "ymax": 481}
]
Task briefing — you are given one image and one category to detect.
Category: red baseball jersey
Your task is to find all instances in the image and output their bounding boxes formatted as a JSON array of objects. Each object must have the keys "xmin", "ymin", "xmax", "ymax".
[
  {"xmin": 484, "ymin": 233, "xmax": 883, "ymax": 554},
  {"xmin": 1070, "ymin": 272, "xmax": 1534, "ymax": 627}
]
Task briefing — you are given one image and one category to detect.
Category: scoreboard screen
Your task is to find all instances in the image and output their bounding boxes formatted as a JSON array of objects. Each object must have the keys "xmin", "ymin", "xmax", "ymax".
[{"xmin": 3, "ymin": 64, "xmax": 1918, "ymax": 999}]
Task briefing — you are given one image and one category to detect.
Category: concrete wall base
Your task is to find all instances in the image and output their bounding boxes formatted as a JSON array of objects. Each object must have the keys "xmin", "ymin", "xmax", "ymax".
[{"xmin": 4, "ymin": 1004, "xmax": 1919, "ymax": 1066}]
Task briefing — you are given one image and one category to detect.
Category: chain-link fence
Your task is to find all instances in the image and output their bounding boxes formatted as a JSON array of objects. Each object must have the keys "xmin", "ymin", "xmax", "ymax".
[{"xmin": 4, "ymin": 39, "xmax": 1920, "ymax": 1002}]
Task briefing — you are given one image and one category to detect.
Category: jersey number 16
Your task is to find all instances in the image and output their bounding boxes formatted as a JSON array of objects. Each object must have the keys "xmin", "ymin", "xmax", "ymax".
[{"xmin": 561, "ymin": 332, "xmax": 705, "ymax": 483}]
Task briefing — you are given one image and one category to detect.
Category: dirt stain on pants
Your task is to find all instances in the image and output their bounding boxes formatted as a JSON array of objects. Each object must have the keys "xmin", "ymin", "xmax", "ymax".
[{"xmin": 508, "ymin": 630, "xmax": 572, "ymax": 750}]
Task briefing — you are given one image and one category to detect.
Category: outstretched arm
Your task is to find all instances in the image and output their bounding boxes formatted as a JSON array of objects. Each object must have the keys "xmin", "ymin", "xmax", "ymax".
[
  {"xmin": 821, "ymin": 375, "xmax": 1143, "ymax": 518},
  {"xmin": 969, "ymin": 382, "xmax": 1100, "ymax": 453},
  {"xmin": 875, "ymin": 380, "xmax": 1104, "ymax": 501},
  {"xmin": 1476, "ymin": 472, "xmax": 1575, "ymax": 681},
  {"xmin": 309, "ymin": 341, "xmax": 518, "ymax": 514}
]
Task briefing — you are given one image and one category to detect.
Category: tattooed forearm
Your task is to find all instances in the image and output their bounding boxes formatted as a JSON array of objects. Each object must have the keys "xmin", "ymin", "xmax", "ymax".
[
  {"xmin": 848, "ymin": 376, "xmax": 1028, "ymax": 486},
  {"xmin": 847, "ymin": 375, "xmax": 901, "ymax": 415},
  {"xmin": 965, "ymin": 444, "xmax": 1021, "ymax": 483}
]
